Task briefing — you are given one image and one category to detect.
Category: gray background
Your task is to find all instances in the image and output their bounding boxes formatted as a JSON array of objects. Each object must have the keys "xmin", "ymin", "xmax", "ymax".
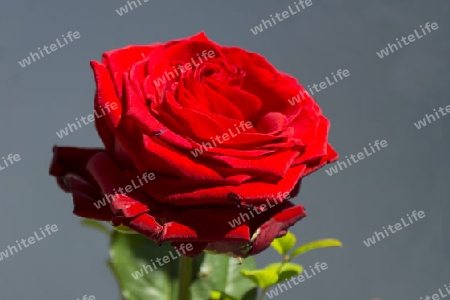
[{"xmin": 0, "ymin": 0, "xmax": 449, "ymax": 299}]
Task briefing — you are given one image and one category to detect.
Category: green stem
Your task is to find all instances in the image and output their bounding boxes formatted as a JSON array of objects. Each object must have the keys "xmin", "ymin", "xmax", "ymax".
[
  {"xmin": 178, "ymin": 255, "xmax": 193, "ymax": 300},
  {"xmin": 257, "ymin": 255, "xmax": 290, "ymax": 300}
]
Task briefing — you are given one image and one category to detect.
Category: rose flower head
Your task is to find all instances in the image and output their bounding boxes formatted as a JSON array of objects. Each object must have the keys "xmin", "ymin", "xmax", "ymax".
[{"xmin": 49, "ymin": 32, "xmax": 338, "ymax": 258}]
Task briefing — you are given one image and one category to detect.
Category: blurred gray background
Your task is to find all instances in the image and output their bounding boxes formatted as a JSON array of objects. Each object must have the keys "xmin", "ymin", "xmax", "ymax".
[{"xmin": 1, "ymin": 0, "xmax": 449, "ymax": 299}]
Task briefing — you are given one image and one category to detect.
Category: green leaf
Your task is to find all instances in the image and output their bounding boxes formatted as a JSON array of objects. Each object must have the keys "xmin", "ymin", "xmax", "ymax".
[
  {"xmin": 109, "ymin": 231, "xmax": 200, "ymax": 300},
  {"xmin": 239, "ymin": 269, "xmax": 278, "ymax": 288},
  {"xmin": 210, "ymin": 291, "xmax": 238, "ymax": 300},
  {"xmin": 270, "ymin": 231, "xmax": 296, "ymax": 255},
  {"xmin": 81, "ymin": 219, "xmax": 111, "ymax": 235},
  {"xmin": 209, "ymin": 289, "xmax": 257, "ymax": 300},
  {"xmin": 190, "ymin": 254, "xmax": 257, "ymax": 300},
  {"xmin": 113, "ymin": 224, "xmax": 138, "ymax": 234},
  {"xmin": 290, "ymin": 238, "xmax": 343, "ymax": 259},
  {"xmin": 241, "ymin": 288, "xmax": 258, "ymax": 300},
  {"xmin": 264, "ymin": 262, "xmax": 303, "ymax": 283}
]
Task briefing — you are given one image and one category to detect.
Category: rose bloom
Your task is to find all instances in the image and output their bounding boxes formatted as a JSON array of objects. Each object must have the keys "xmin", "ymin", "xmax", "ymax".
[{"xmin": 49, "ymin": 32, "xmax": 337, "ymax": 258}]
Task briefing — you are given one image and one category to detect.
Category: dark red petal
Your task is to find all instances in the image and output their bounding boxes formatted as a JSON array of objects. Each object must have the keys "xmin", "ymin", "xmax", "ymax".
[
  {"xmin": 248, "ymin": 204, "xmax": 306, "ymax": 256},
  {"xmin": 138, "ymin": 164, "xmax": 305, "ymax": 206},
  {"xmin": 85, "ymin": 152, "xmax": 156, "ymax": 216},
  {"xmin": 109, "ymin": 194, "xmax": 150, "ymax": 218},
  {"xmin": 68, "ymin": 174, "xmax": 114, "ymax": 221},
  {"xmin": 49, "ymin": 146, "xmax": 104, "ymax": 186},
  {"xmin": 125, "ymin": 213, "xmax": 163, "ymax": 243},
  {"xmin": 158, "ymin": 207, "xmax": 250, "ymax": 243}
]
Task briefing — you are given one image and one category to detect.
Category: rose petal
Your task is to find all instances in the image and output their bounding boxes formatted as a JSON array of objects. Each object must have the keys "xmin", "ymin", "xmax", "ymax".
[
  {"xmin": 125, "ymin": 213, "xmax": 163, "ymax": 243},
  {"xmin": 158, "ymin": 207, "xmax": 250, "ymax": 243},
  {"xmin": 68, "ymin": 174, "xmax": 114, "ymax": 221},
  {"xmin": 49, "ymin": 146, "xmax": 104, "ymax": 185},
  {"xmin": 248, "ymin": 204, "xmax": 306, "ymax": 256},
  {"xmin": 102, "ymin": 45, "xmax": 161, "ymax": 98}
]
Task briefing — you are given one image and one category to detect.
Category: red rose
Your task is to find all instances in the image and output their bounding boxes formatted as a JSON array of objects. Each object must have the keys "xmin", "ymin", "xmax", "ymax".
[{"xmin": 49, "ymin": 32, "xmax": 337, "ymax": 257}]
